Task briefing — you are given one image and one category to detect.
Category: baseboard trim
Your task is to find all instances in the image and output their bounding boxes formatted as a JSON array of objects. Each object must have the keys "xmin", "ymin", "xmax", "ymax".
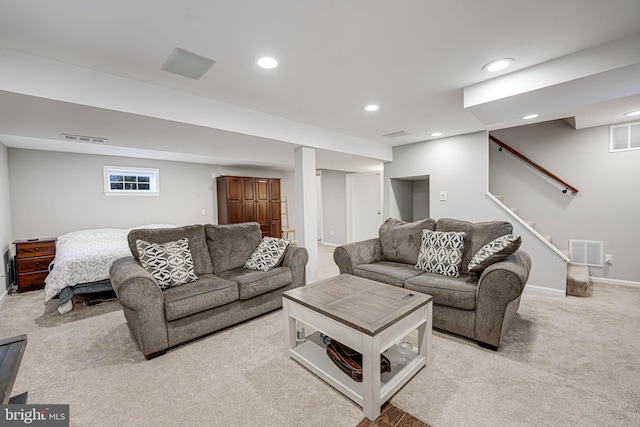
[
  {"xmin": 523, "ymin": 284, "xmax": 565, "ymax": 297},
  {"xmin": 590, "ymin": 277, "xmax": 640, "ymax": 288},
  {"xmin": 319, "ymin": 241, "xmax": 341, "ymax": 247}
]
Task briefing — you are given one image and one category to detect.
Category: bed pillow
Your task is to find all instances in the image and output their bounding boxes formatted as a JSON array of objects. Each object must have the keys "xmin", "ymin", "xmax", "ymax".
[
  {"xmin": 136, "ymin": 238, "xmax": 198, "ymax": 289},
  {"xmin": 468, "ymin": 234, "xmax": 521, "ymax": 274},
  {"xmin": 415, "ymin": 230, "xmax": 466, "ymax": 277},
  {"xmin": 244, "ymin": 237, "xmax": 290, "ymax": 272}
]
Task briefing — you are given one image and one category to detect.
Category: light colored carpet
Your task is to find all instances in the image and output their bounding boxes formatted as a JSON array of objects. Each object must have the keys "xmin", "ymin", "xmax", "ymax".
[{"xmin": 1, "ymin": 245, "xmax": 639, "ymax": 426}]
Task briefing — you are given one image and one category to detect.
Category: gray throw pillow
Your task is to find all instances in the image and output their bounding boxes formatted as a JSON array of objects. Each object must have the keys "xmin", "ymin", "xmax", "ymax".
[
  {"xmin": 468, "ymin": 234, "xmax": 521, "ymax": 274},
  {"xmin": 244, "ymin": 237, "xmax": 290, "ymax": 272},
  {"xmin": 415, "ymin": 230, "xmax": 466, "ymax": 277},
  {"xmin": 136, "ymin": 238, "xmax": 198, "ymax": 289}
]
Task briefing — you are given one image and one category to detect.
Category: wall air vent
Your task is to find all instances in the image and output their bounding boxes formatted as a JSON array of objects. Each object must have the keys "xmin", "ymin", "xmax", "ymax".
[
  {"xmin": 61, "ymin": 133, "xmax": 108, "ymax": 144},
  {"xmin": 383, "ymin": 130, "xmax": 410, "ymax": 138},
  {"xmin": 569, "ymin": 239, "xmax": 603, "ymax": 267}
]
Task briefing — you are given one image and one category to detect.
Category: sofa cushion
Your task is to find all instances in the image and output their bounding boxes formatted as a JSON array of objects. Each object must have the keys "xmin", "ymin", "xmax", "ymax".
[
  {"xmin": 128, "ymin": 225, "xmax": 213, "ymax": 276},
  {"xmin": 405, "ymin": 273, "xmax": 478, "ymax": 310},
  {"xmin": 416, "ymin": 230, "xmax": 466, "ymax": 277},
  {"xmin": 354, "ymin": 261, "xmax": 423, "ymax": 288},
  {"xmin": 468, "ymin": 234, "xmax": 522, "ymax": 273},
  {"xmin": 136, "ymin": 238, "xmax": 198, "ymax": 289},
  {"xmin": 244, "ymin": 237, "xmax": 290, "ymax": 271},
  {"xmin": 205, "ymin": 223, "xmax": 262, "ymax": 273},
  {"xmin": 217, "ymin": 266, "xmax": 292, "ymax": 300},
  {"xmin": 163, "ymin": 274, "xmax": 239, "ymax": 321},
  {"xmin": 436, "ymin": 218, "xmax": 513, "ymax": 276},
  {"xmin": 379, "ymin": 218, "xmax": 437, "ymax": 265}
]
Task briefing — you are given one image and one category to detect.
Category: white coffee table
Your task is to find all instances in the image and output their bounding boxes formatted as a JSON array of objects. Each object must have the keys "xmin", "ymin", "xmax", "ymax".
[{"xmin": 283, "ymin": 274, "xmax": 433, "ymax": 420}]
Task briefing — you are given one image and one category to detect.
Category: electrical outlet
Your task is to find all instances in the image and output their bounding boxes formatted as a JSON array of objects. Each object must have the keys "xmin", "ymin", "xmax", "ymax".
[
  {"xmin": 604, "ymin": 254, "xmax": 613, "ymax": 264},
  {"xmin": 201, "ymin": 209, "xmax": 206, "ymax": 216},
  {"xmin": 440, "ymin": 191, "xmax": 447, "ymax": 201}
]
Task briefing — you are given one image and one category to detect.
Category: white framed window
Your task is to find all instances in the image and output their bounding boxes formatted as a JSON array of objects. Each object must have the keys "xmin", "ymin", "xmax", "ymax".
[
  {"xmin": 103, "ymin": 166, "xmax": 159, "ymax": 195},
  {"xmin": 610, "ymin": 122, "xmax": 640, "ymax": 152}
]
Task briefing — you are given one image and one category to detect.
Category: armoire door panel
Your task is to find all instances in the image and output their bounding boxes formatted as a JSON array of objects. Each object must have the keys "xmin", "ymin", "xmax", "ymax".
[
  {"xmin": 242, "ymin": 178, "xmax": 255, "ymax": 201},
  {"xmin": 269, "ymin": 179, "xmax": 281, "ymax": 200},
  {"xmin": 227, "ymin": 177, "xmax": 242, "ymax": 201},
  {"xmin": 257, "ymin": 202, "xmax": 269, "ymax": 222},
  {"xmin": 256, "ymin": 179, "xmax": 269, "ymax": 201}
]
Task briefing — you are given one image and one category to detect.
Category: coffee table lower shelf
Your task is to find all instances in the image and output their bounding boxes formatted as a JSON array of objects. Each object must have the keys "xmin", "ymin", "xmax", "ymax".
[{"xmin": 290, "ymin": 332, "xmax": 425, "ymax": 408}]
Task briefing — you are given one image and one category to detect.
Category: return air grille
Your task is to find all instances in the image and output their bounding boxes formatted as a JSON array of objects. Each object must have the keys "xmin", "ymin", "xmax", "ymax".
[
  {"xmin": 569, "ymin": 239, "xmax": 603, "ymax": 267},
  {"xmin": 61, "ymin": 133, "xmax": 108, "ymax": 144},
  {"xmin": 382, "ymin": 130, "xmax": 410, "ymax": 138}
]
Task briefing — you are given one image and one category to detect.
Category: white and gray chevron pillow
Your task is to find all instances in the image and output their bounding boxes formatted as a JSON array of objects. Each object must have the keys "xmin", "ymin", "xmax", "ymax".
[
  {"xmin": 468, "ymin": 234, "xmax": 521, "ymax": 273},
  {"xmin": 244, "ymin": 237, "xmax": 290, "ymax": 272},
  {"xmin": 136, "ymin": 238, "xmax": 198, "ymax": 289},
  {"xmin": 416, "ymin": 230, "xmax": 466, "ymax": 277}
]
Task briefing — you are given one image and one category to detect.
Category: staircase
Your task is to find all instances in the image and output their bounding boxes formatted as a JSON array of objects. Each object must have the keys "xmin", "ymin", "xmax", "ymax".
[{"xmin": 494, "ymin": 194, "xmax": 592, "ymax": 297}]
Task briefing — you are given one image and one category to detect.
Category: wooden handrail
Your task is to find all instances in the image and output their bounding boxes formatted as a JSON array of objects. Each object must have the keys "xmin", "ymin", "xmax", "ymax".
[{"xmin": 489, "ymin": 135, "xmax": 579, "ymax": 194}]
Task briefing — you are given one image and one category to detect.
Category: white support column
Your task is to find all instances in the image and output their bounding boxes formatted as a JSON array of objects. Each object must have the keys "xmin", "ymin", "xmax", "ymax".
[{"xmin": 294, "ymin": 146, "xmax": 318, "ymax": 284}]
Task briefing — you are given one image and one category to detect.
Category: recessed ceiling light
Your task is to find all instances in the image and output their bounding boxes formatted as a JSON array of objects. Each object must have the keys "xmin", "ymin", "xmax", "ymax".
[
  {"xmin": 624, "ymin": 110, "xmax": 640, "ymax": 117},
  {"xmin": 523, "ymin": 114, "xmax": 539, "ymax": 120},
  {"xmin": 483, "ymin": 58, "xmax": 514, "ymax": 72},
  {"xmin": 430, "ymin": 132, "xmax": 442, "ymax": 137},
  {"xmin": 257, "ymin": 57, "xmax": 278, "ymax": 69},
  {"xmin": 364, "ymin": 104, "xmax": 379, "ymax": 112}
]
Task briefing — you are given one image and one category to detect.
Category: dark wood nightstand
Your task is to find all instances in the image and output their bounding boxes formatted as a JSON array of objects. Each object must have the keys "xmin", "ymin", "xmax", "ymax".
[{"xmin": 14, "ymin": 238, "xmax": 56, "ymax": 293}]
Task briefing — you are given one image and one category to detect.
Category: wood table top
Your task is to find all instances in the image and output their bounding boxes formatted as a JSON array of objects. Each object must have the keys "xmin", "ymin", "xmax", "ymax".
[{"xmin": 284, "ymin": 274, "xmax": 432, "ymax": 336}]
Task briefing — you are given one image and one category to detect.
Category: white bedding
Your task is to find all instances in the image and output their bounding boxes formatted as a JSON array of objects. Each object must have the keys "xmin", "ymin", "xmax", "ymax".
[{"xmin": 44, "ymin": 224, "xmax": 175, "ymax": 302}]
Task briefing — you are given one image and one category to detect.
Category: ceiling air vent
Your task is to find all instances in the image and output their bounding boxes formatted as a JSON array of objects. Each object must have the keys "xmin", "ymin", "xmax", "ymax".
[
  {"xmin": 383, "ymin": 130, "xmax": 410, "ymax": 138},
  {"xmin": 61, "ymin": 134, "xmax": 108, "ymax": 144}
]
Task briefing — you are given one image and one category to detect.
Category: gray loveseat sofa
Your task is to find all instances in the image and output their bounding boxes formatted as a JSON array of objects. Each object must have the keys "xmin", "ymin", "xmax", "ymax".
[
  {"xmin": 110, "ymin": 222, "xmax": 308, "ymax": 359},
  {"xmin": 334, "ymin": 218, "xmax": 531, "ymax": 350}
]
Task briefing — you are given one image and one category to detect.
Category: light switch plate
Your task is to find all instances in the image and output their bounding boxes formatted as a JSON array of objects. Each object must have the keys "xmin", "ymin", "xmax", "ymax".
[{"xmin": 440, "ymin": 191, "xmax": 447, "ymax": 201}]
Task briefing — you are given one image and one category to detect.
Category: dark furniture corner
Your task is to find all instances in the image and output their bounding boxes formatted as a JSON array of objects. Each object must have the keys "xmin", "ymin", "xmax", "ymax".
[
  {"xmin": 14, "ymin": 238, "xmax": 56, "ymax": 293},
  {"xmin": 0, "ymin": 334, "xmax": 28, "ymax": 404}
]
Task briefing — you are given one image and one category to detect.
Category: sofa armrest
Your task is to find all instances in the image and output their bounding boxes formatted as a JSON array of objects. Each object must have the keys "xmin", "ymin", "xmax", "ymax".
[
  {"xmin": 110, "ymin": 257, "xmax": 164, "ymax": 308},
  {"xmin": 109, "ymin": 257, "xmax": 169, "ymax": 356},
  {"xmin": 282, "ymin": 245, "xmax": 309, "ymax": 288},
  {"xmin": 333, "ymin": 238, "xmax": 382, "ymax": 275},
  {"xmin": 475, "ymin": 250, "xmax": 532, "ymax": 346}
]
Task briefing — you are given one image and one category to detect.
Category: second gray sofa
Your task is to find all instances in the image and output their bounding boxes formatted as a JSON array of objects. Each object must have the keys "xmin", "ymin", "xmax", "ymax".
[
  {"xmin": 334, "ymin": 217, "xmax": 531, "ymax": 350},
  {"xmin": 110, "ymin": 222, "xmax": 308, "ymax": 359}
]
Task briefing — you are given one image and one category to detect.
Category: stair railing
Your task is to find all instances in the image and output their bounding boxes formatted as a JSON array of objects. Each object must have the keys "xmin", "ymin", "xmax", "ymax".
[{"xmin": 489, "ymin": 135, "xmax": 579, "ymax": 194}]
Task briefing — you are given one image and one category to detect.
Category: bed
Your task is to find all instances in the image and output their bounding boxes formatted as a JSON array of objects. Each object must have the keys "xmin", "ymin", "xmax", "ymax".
[{"xmin": 44, "ymin": 225, "xmax": 175, "ymax": 315}]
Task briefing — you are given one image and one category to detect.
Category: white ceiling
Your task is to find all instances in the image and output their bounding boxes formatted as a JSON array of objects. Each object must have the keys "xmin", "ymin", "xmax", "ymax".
[{"xmin": 0, "ymin": 0, "xmax": 639, "ymax": 172}]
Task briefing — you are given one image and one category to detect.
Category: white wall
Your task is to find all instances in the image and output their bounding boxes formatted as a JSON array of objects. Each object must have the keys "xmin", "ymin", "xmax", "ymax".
[
  {"xmin": 0, "ymin": 142, "xmax": 13, "ymax": 293},
  {"xmin": 319, "ymin": 169, "xmax": 348, "ymax": 245},
  {"xmin": 8, "ymin": 149, "xmax": 294, "ymax": 239},
  {"xmin": 412, "ymin": 179, "xmax": 430, "ymax": 221},
  {"xmin": 386, "ymin": 132, "xmax": 495, "ymax": 222},
  {"xmin": 490, "ymin": 120, "xmax": 640, "ymax": 283},
  {"xmin": 385, "ymin": 131, "xmax": 567, "ymax": 293}
]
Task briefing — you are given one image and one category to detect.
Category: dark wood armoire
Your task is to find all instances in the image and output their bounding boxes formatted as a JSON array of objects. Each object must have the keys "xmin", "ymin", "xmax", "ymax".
[{"xmin": 216, "ymin": 176, "xmax": 282, "ymax": 238}]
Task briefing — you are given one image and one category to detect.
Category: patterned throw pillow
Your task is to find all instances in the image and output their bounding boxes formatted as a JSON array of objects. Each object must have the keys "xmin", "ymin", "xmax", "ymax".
[
  {"xmin": 415, "ymin": 230, "xmax": 466, "ymax": 277},
  {"xmin": 468, "ymin": 234, "xmax": 521, "ymax": 274},
  {"xmin": 136, "ymin": 238, "xmax": 198, "ymax": 289},
  {"xmin": 244, "ymin": 237, "xmax": 290, "ymax": 272}
]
